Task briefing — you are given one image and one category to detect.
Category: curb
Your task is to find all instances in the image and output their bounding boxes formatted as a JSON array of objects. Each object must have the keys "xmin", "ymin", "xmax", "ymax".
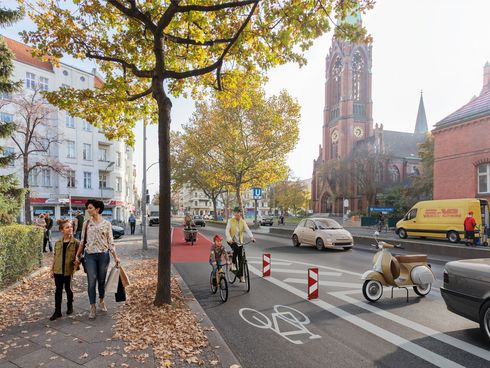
[
  {"xmin": 171, "ymin": 264, "xmax": 241, "ymax": 368},
  {"xmin": 0, "ymin": 266, "xmax": 49, "ymax": 295}
]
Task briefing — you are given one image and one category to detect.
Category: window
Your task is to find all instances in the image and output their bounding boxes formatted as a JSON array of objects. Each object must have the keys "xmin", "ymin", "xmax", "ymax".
[
  {"xmin": 405, "ymin": 208, "xmax": 418, "ymax": 221},
  {"xmin": 41, "ymin": 168, "xmax": 51, "ymax": 186},
  {"xmin": 82, "ymin": 120, "xmax": 91, "ymax": 131},
  {"xmin": 0, "ymin": 92, "xmax": 12, "ymax": 100},
  {"xmin": 83, "ymin": 143, "xmax": 92, "ymax": 160},
  {"xmin": 39, "ymin": 77, "xmax": 49, "ymax": 91},
  {"xmin": 0, "ymin": 112, "xmax": 13, "ymax": 123},
  {"xmin": 98, "ymin": 147, "xmax": 108, "ymax": 161},
  {"xmin": 352, "ymin": 50, "xmax": 365, "ymax": 103},
  {"xmin": 116, "ymin": 152, "xmax": 121, "ymax": 167},
  {"xmin": 3, "ymin": 147, "xmax": 14, "ymax": 166},
  {"xmin": 67, "ymin": 170, "xmax": 76, "ymax": 188},
  {"xmin": 99, "ymin": 173, "xmax": 107, "ymax": 189},
  {"xmin": 66, "ymin": 113, "xmax": 75, "ymax": 128},
  {"xmin": 63, "ymin": 70, "xmax": 69, "ymax": 76},
  {"xmin": 83, "ymin": 172, "xmax": 92, "ymax": 189},
  {"xmin": 390, "ymin": 165, "xmax": 400, "ymax": 183},
  {"xmin": 116, "ymin": 177, "xmax": 122, "ymax": 192},
  {"xmin": 478, "ymin": 164, "xmax": 490, "ymax": 194},
  {"xmin": 25, "ymin": 72, "xmax": 36, "ymax": 89},
  {"xmin": 80, "ymin": 76, "xmax": 85, "ymax": 82},
  {"xmin": 194, "ymin": 201, "xmax": 198, "ymax": 206},
  {"xmin": 28, "ymin": 168, "xmax": 39, "ymax": 186},
  {"xmin": 67, "ymin": 140, "xmax": 75, "ymax": 158}
]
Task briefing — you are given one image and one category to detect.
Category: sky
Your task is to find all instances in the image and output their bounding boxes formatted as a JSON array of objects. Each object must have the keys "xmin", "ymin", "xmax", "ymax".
[{"xmin": 3, "ymin": 0, "xmax": 490, "ymax": 197}]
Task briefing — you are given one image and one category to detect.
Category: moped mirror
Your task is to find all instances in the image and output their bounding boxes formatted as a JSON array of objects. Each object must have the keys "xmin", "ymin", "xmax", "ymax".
[{"xmin": 373, "ymin": 231, "xmax": 379, "ymax": 239}]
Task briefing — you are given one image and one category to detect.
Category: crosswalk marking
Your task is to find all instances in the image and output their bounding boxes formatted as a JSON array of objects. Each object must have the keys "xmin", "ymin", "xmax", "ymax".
[
  {"xmin": 284, "ymin": 278, "xmax": 360, "ymax": 288},
  {"xmin": 265, "ymin": 269, "xmax": 342, "ymax": 276}
]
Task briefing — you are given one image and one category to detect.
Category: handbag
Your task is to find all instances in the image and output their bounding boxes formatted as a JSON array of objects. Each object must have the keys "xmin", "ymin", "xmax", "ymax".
[
  {"xmin": 115, "ymin": 277, "xmax": 126, "ymax": 302},
  {"xmin": 79, "ymin": 221, "xmax": 89, "ymax": 273},
  {"xmin": 105, "ymin": 266, "xmax": 120, "ymax": 293}
]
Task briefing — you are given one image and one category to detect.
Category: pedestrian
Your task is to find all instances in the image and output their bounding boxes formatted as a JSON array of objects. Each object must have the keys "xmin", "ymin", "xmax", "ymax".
[
  {"xmin": 280, "ymin": 215, "xmax": 285, "ymax": 225},
  {"xmin": 35, "ymin": 214, "xmax": 48, "ymax": 252},
  {"xmin": 73, "ymin": 210, "xmax": 85, "ymax": 240},
  {"xmin": 128, "ymin": 212, "xmax": 136, "ymax": 235},
  {"xmin": 74, "ymin": 199, "xmax": 121, "ymax": 319},
  {"xmin": 44, "ymin": 212, "xmax": 54, "ymax": 252},
  {"xmin": 464, "ymin": 211, "xmax": 477, "ymax": 246},
  {"xmin": 49, "ymin": 219, "xmax": 79, "ymax": 321}
]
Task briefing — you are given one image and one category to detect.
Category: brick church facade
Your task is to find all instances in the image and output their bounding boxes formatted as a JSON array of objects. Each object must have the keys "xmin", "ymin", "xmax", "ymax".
[
  {"xmin": 432, "ymin": 62, "xmax": 490, "ymax": 204},
  {"xmin": 311, "ymin": 23, "xmax": 427, "ymax": 215}
]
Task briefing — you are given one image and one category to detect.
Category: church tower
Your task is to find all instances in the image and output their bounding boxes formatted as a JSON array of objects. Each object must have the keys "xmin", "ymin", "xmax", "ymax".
[{"xmin": 414, "ymin": 91, "xmax": 428, "ymax": 135}]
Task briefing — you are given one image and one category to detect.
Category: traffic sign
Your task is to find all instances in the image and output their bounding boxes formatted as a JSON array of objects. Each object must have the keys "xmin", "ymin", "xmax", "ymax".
[
  {"xmin": 369, "ymin": 207, "xmax": 394, "ymax": 213},
  {"xmin": 252, "ymin": 187, "xmax": 262, "ymax": 199}
]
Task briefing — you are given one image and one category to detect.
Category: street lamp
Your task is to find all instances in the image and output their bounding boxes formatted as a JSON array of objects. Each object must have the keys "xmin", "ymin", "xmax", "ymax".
[{"xmin": 100, "ymin": 161, "xmax": 115, "ymax": 200}]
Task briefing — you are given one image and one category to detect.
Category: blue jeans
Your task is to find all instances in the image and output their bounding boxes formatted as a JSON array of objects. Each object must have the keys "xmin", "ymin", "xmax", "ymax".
[
  {"xmin": 85, "ymin": 252, "xmax": 110, "ymax": 305},
  {"xmin": 209, "ymin": 259, "xmax": 223, "ymax": 277}
]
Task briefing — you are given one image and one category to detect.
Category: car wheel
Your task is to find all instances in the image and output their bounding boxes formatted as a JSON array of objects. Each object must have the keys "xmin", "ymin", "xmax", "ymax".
[
  {"xmin": 479, "ymin": 300, "xmax": 490, "ymax": 343},
  {"xmin": 343, "ymin": 247, "xmax": 352, "ymax": 251},
  {"xmin": 413, "ymin": 283, "xmax": 431, "ymax": 296},
  {"xmin": 447, "ymin": 231, "xmax": 460, "ymax": 243},
  {"xmin": 292, "ymin": 234, "xmax": 301, "ymax": 247},
  {"xmin": 398, "ymin": 228, "xmax": 407, "ymax": 239},
  {"xmin": 362, "ymin": 280, "xmax": 383, "ymax": 302},
  {"xmin": 316, "ymin": 238, "xmax": 324, "ymax": 251}
]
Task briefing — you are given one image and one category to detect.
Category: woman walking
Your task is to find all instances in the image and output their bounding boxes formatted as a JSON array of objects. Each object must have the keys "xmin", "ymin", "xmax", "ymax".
[
  {"xmin": 75, "ymin": 199, "xmax": 120, "ymax": 319},
  {"xmin": 50, "ymin": 219, "xmax": 79, "ymax": 320}
]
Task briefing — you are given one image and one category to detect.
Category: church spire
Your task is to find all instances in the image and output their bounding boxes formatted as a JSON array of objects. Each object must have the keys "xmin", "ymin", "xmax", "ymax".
[{"xmin": 414, "ymin": 91, "xmax": 428, "ymax": 135}]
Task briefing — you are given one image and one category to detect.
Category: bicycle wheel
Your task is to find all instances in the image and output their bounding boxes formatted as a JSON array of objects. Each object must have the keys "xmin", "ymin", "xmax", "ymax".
[
  {"xmin": 244, "ymin": 261, "xmax": 250, "ymax": 292},
  {"xmin": 210, "ymin": 271, "xmax": 217, "ymax": 294},
  {"xmin": 224, "ymin": 263, "xmax": 237, "ymax": 284},
  {"xmin": 219, "ymin": 274, "xmax": 228, "ymax": 302}
]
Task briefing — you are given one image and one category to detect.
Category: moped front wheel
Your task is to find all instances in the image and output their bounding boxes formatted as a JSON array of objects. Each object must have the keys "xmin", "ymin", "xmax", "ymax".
[
  {"xmin": 362, "ymin": 280, "xmax": 383, "ymax": 302},
  {"xmin": 413, "ymin": 283, "xmax": 431, "ymax": 296}
]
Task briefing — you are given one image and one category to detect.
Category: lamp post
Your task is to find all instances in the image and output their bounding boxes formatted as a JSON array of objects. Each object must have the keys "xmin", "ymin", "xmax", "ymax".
[{"xmin": 100, "ymin": 161, "xmax": 115, "ymax": 200}]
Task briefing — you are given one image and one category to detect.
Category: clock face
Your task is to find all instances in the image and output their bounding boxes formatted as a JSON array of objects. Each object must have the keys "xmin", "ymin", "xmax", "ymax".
[
  {"xmin": 354, "ymin": 126, "xmax": 364, "ymax": 138},
  {"xmin": 331, "ymin": 130, "xmax": 339, "ymax": 143}
]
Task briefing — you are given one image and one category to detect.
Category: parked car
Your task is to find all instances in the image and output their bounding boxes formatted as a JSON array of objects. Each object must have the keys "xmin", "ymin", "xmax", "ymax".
[
  {"xmin": 441, "ymin": 258, "xmax": 490, "ymax": 342},
  {"xmin": 149, "ymin": 210, "xmax": 159, "ymax": 226},
  {"xmin": 292, "ymin": 218, "xmax": 353, "ymax": 250},
  {"xmin": 193, "ymin": 215, "xmax": 206, "ymax": 227},
  {"xmin": 259, "ymin": 216, "xmax": 274, "ymax": 226},
  {"xmin": 112, "ymin": 225, "xmax": 125, "ymax": 239}
]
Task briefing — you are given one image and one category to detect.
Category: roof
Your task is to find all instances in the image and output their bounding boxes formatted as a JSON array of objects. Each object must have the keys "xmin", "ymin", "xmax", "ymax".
[
  {"xmin": 435, "ymin": 89, "xmax": 490, "ymax": 129},
  {"xmin": 414, "ymin": 92, "xmax": 428, "ymax": 135},
  {"xmin": 382, "ymin": 130, "xmax": 425, "ymax": 158},
  {"xmin": 94, "ymin": 75, "xmax": 104, "ymax": 88},
  {"xmin": 2, "ymin": 35, "xmax": 53, "ymax": 72}
]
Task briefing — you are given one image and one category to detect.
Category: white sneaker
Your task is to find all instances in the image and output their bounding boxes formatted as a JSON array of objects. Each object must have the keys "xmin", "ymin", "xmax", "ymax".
[
  {"xmin": 230, "ymin": 264, "xmax": 236, "ymax": 271},
  {"xmin": 99, "ymin": 301, "xmax": 108, "ymax": 313},
  {"xmin": 89, "ymin": 306, "xmax": 96, "ymax": 319},
  {"xmin": 240, "ymin": 276, "xmax": 245, "ymax": 283}
]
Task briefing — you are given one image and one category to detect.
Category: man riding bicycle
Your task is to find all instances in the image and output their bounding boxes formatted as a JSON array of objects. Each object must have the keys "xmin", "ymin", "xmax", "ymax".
[{"xmin": 226, "ymin": 207, "xmax": 255, "ymax": 283}]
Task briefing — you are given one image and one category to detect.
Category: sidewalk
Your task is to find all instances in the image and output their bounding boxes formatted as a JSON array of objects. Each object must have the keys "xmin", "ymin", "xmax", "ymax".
[{"xmin": 0, "ymin": 234, "xmax": 229, "ymax": 368}]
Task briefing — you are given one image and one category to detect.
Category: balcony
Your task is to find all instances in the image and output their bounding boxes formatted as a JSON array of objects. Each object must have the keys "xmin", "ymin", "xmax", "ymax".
[{"xmin": 99, "ymin": 187, "xmax": 115, "ymax": 199}]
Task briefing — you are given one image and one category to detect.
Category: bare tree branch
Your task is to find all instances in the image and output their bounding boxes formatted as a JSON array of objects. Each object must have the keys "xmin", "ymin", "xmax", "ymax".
[{"xmin": 127, "ymin": 86, "xmax": 153, "ymax": 101}]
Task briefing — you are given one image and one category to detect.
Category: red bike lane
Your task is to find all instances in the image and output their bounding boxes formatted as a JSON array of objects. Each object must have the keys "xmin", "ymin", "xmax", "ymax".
[{"xmin": 171, "ymin": 227, "xmax": 213, "ymax": 263}]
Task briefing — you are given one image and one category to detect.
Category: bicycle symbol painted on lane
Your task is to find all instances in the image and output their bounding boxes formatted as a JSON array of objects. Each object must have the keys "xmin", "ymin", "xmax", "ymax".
[{"xmin": 239, "ymin": 305, "xmax": 321, "ymax": 344}]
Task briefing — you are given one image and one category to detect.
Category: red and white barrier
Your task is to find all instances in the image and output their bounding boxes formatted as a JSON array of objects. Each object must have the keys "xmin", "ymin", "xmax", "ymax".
[
  {"xmin": 308, "ymin": 268, "xmax": 319, "ymax": 299},
  {"xmin": 262, "ymin": 253, "xmax": 271, "ymax": 277}
]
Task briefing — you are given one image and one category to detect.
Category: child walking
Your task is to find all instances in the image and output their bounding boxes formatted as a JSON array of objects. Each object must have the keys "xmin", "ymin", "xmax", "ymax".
[{"xmin": 50, "ymin": 219, "xmax": 80, "ymax": 321}]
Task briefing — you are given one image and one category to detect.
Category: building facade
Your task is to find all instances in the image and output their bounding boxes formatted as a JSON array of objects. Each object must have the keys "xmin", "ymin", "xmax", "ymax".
[
  {"xmin": 433, "ymin": 62, "xmax": 490, "ymax": 203},
  {"xmin": 0, "ymin": 37, "xmax": 135, "ymax": 222}
]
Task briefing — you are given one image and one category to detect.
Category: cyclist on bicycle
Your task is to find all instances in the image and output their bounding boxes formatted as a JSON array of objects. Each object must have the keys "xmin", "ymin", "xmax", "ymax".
[
  {"xmin": 226, "ymin": 207, "xmax": 255, "ymax": 283},
  {"xmin": 209, "ymin": 234, "xmax": 228, "ymax": 282},
  {"xmin": 377, "ymin": 212, "xmax": 385, "ymax": 231}
]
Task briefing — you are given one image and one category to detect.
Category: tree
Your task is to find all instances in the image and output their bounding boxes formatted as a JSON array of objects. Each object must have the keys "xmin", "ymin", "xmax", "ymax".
[
  {"xmin": 408, "ymin": 133, "xmax": 433, "ymax": 201},
  {"xmin": 10, "ymin": 86, "xmax": 67, "ymax": 224},
  {"xmin": 22, "ymin": 0, "xmax": 371, "ymax": 305},
  {"xmin": 0, "ymin": 5, "xmax": 25, "ymax": 224},
  {"xmin": 275, "ymin": 179, "xmax": 309, "ymax": 215},
  {"xmin": 183, "ymin": 86, "xmax": 300, "ymax": 212}
]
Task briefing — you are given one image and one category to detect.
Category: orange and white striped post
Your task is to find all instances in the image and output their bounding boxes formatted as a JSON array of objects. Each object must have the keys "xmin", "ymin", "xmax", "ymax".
[
  {"xmin": 262, "ymin": 253, "xmax": 271, "ymax": 277},
  {"xmin": 308, "ymin": 268, "xmax": 319, "ymax": 299}
]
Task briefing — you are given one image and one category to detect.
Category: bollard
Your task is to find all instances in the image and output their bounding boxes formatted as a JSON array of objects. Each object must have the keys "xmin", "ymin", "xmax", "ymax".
[
  {"xmin": 262, "ymin": 253, "xmax": 271, "ymax": 277},
  {"xmin": 308, "ymin": 268, "xmax": 319, "ymax": 299}
]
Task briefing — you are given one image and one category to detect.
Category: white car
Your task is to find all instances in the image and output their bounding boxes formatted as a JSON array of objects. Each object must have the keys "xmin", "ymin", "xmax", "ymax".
[{"xmin": 292, "ymin": 218, "xmax": 353, "ymax": 251}]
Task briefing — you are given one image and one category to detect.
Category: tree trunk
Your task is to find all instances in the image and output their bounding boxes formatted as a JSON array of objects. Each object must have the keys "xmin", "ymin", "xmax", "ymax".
[
  {"xmin": 153, "ymin": 76, "xmax": 172, "ymax": 306},
  {"xmin": 212, "ymin": 197, "xmax": 218, "ymax": 220},
  {"xmin": 235, "ymin": 185, "xmax": 243, "ymax": 213},
  {"xmin": 23, "ymin": 155, "xmax": 31, "ymax": 224}
]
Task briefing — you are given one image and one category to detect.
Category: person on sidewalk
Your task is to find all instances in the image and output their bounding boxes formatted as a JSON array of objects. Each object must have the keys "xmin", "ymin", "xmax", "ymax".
[
  {"xmin": 35, "ymin": 214, "xmax": 48, "ymax": 252},
  {"xmin": 44, "ymin": 213, "xmax": 54, "ymax": 252},
  {"xmin": 209, "ymin": 234, "xmax": 228, "ymax": 283},
  {"xmin": 464, "ymin": 211, "xmax": 477, "ymax": 246},
  {"xmin": 128, "ymin": 212, "xmax": 136, "ymax": 235},
  {"xmin": 73, "ymin": 210, "xmax": 85, "ymax": 240},
  {"xmin": 225, "ymin": 207, "xmax": 255, "ymax": 283},
  {"xmin": 75, "ymin": 199, "xmax": 121, "ymax": 320},
  {"xmin": 49, "ymin": 219, "xmax": 79, "ymax": 321}
]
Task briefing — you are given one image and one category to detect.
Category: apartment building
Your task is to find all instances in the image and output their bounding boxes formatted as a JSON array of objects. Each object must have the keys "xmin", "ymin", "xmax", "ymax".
[{"xmin": 0, "ymin": 36, "xmax": 135, "ymax": 222}]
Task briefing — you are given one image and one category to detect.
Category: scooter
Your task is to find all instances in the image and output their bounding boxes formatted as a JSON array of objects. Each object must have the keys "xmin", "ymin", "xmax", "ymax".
[{"xmin": 361, "ymin": 232, "xmax": 435, "ymax": 302}]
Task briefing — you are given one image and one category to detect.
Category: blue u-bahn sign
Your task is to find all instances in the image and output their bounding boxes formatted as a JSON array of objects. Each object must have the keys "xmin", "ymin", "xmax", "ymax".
[{"xmin": 252, "ymin": 187, "xmax": 262, "ymax": 200}]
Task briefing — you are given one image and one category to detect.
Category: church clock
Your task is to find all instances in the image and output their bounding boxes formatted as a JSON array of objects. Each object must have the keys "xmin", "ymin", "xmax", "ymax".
[
  {"xmin": 331, "ymin": 130, "xmax": 339, "ymax": 143},
  {"xmin": 353, "ymin": 126, "xmax": 364, "ymax": 138}
]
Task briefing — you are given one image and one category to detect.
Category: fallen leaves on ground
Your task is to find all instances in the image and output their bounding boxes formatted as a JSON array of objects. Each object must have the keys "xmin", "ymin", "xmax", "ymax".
[{"xmin": 113, "ymin": 259, "xmax": 208, "ymax": 367}]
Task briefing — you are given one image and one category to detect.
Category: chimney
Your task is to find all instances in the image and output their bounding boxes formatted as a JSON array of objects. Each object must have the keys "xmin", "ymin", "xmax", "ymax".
[{"xmin": 483, "ymin": 61, "xmax": 490, "ymax": 94}]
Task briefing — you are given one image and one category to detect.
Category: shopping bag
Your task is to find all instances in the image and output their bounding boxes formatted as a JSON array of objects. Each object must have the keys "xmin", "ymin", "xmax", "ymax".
[
  {"xmin": 105, "ymin": 266, "xmax": 120, "ymax": 293},
  {"xmin": 115, "ymin": 277, "xmax": 126, "ymax": 302},
  {"xmin": 119, "ymin": 265, "xmax": 130, "ymax": 287}
]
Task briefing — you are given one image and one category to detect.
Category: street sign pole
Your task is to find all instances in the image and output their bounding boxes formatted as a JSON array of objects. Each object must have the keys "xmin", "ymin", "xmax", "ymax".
[{"xmin": 254, "ymin": 198, "xmax": 258, "ymax": 227}]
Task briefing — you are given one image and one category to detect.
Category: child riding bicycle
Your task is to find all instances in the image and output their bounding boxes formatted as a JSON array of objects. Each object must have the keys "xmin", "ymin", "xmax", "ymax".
[{"xmin": 209, "ymin": 234, "xmax": 228, "ymax": 282}]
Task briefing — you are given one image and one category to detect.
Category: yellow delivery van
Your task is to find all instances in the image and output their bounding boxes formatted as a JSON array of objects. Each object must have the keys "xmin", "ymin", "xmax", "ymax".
[{"xmin": 395, "ymin": 198, "xmax": 489, "ymax": 244}]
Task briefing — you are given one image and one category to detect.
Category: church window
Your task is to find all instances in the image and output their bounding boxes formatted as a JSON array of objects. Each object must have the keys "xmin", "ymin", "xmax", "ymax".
[
  {"xmin": 330, "ymin": 142, "xmax": 338, "ymax": 159},
  {"xmin": 390, "ymin": 165, "xmax": 400, "ymax": 183},
  {"xmin": 332, "ymin": 57, "xmax": 343, "ymax": 106},
  {"xmin": 375, "ymin": 162, "xmax": 384, "ymax": 183},
  {"xmin": 352, "ymin": 50, "xmax": 365, "ymax": 102},
  {"xmin": 478, "ymin": 164, "xmax": 490, "ymax": 194}
]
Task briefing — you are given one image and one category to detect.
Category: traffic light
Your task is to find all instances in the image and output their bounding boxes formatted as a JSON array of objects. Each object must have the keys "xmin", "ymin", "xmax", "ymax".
[{"xmin": 145, "ymin": 189, "xmax": 150, "ymax": 204}]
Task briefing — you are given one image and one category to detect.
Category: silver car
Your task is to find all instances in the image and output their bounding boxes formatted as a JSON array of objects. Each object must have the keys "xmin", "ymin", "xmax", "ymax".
[
  {"xmin": 292, "ymin": 218, "xmax": 353, "ymax": 251},
  {"xmin": 441, "ymin": 258, "xmax": 490, "ymax": 342}
]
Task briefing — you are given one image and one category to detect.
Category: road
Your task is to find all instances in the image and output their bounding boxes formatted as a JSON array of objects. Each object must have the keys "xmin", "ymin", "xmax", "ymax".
[{"xmin": 153, "ymin": 223, "xmax": 490, "ymax": 368}]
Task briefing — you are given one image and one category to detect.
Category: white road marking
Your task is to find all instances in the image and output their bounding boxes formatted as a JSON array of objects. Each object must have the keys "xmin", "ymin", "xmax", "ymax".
[
  {"xmin": 269, "ymin": 269, "xmax": 342, "ymax": 276},
  {"xmin": 284, "ymin": 278, "xmax": 361, "ymax": 289},
  {"xmin": 248, "ymin": 264, "xmax": 465, "ymax": 368},
  {"xmin": 248, "ymin": 261, "xmax": 292, "ymax": 267},
  {"xmin": 329, "ymin": 290, "xmax": 490, "ymax": 362}
]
